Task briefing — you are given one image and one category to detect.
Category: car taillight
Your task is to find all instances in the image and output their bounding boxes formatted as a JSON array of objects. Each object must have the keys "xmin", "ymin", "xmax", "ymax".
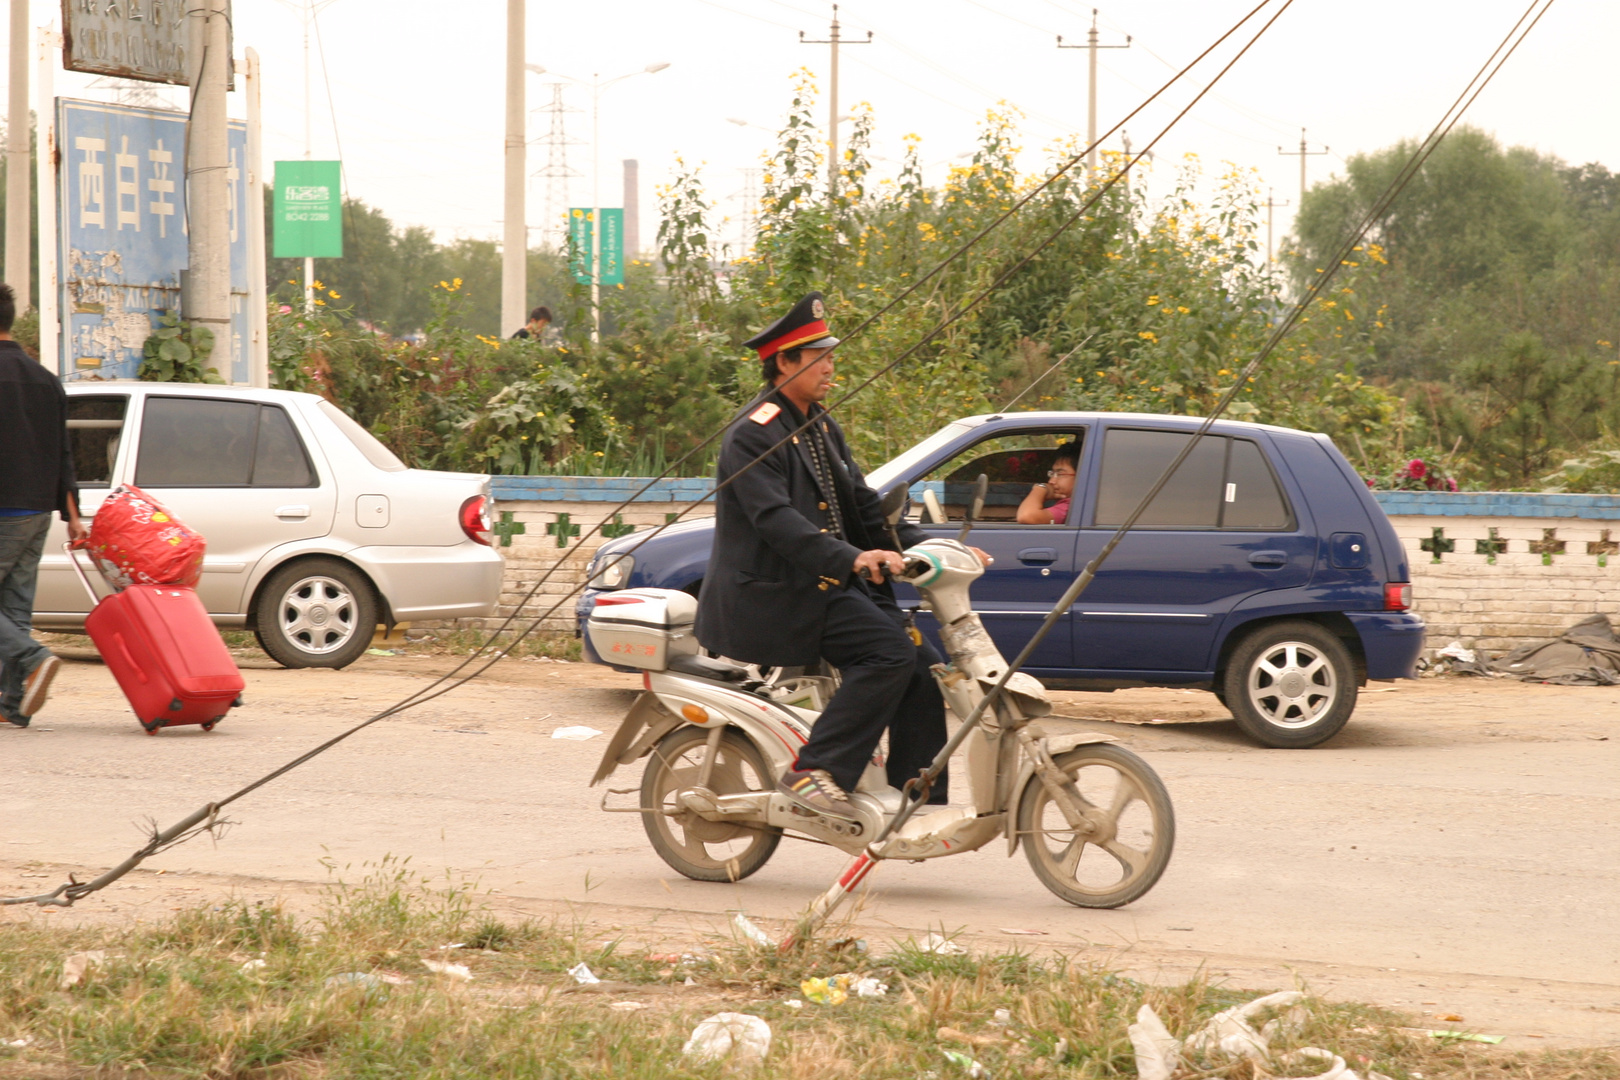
[
  {"xmin": 1384, "ymin": 582, "xmax": 1411, "ymax": 611},
  {"xmin": 460, "ymin": 495, "xmax": 493, "ymax": 546},
  {"xmin": 593, "ymin": 594, "xmax": 646, "ymax": 606}
]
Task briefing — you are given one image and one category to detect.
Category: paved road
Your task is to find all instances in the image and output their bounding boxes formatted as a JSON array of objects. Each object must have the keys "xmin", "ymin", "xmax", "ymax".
[{"xmin": 3, "ymin": 649, "xmax": 1617, "ymax": 1047}]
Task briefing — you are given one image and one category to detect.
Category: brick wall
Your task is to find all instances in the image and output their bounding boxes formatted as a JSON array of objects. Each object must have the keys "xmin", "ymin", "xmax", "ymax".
[{"xmin": 451, "ymin": 481, "xmax": 1620, "ymax": 654}]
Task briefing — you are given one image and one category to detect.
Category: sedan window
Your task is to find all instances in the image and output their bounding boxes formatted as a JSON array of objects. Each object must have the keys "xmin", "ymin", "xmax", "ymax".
[
  {"xmin": 1093, "ymin": 429, "xmax": 1224, "ymax": 528},
  {"xmin": 1222, "ymin": 438, "xmax": 1290, "ymax": 529},
  {"xmin": 908, "ymin": 431, "xmax": 1085, "ymax": 524},
  {"xmin": 136, "ymin": 397, "xmax": 315, "ymax": 488},
  {"xmin": 65, "ymin": 395, "xmax": 128, "ymax": 486}
]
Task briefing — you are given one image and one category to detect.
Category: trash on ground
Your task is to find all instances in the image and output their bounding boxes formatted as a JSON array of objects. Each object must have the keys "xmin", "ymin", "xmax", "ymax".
[
  {"xmin": 800, "ymin": 976, "xmax": 847, "ymax": 1006},
  {"xmin": 1403, "ymin": 1028, "xmax": 1504, "ymax": 1044},
  {"xmin": 989, "ymin": 1007, "xmax": 1012, "ymax": 1027},
  {"xmin": 324, "ymin": 972, "xmax": 384, "ymax": 992},
  {"xmin": 59, "ymin": 950, "xmax": 106, "ymax": 989},
  {"xmin": 938, "ymin": 1027, "xmax": 1009, "ymax": 1048},
  {"xmin": 365, "ymin": 648, "xmax": 397, "ymax": 656},
  {"xmin": 1487, "ymin": 613, "xmax": 1620, "ymax": 683},
  {"xmin": 567, "ymin": 962, "xmax": 601, "ymax": 985},
  {"xmin": 551, "ymin": 725, "xmax": 603, "ymax": 741},
  {"xmin": 917, "ymin": 932, "xmax": 968, "ymax": 955},
  {"xmin": 1434, "ymin": 1013, "xmax": 1463, "ymax": 1022},
  {"xmin": 852, "ymin": 975, "xmax": 889, "ymax": 998},
  {"xmin": 1435, "ymin": 642, "xmax": 1476, "ymax": 664},
  {"xmin": 1127, "ymin": 1004, "xmax": 1182, "ymax": 1080},
  {"xmin": 828, "ymin": 934, "xmax": 868, "ymax": 952},
  {"xmin": 783, "ymin": 999, "xmax": 804, "ymax": 1009},
  {"xmin": 942, "ymin": 1048, "xmax": 991, "ymax": 1077},
  {"xmin": 1184, "ymin": 989, "xmax": 1306, "ymax": 1061},
  {"xmin": 609, "ymin": 1000, "xmax": 647, "ymax": 1011},
  {"xmin": 238, "ymin": 958, "xmax": 267, "ymax": 972},
  {"xmin": 420, "ymin": 959, "xmax": 472, "ymax": 980},
  {"xmin": 1273, "ymin": 1047, "xmax": 1356, "ymax": 1080},
  {"xmin": 682, "ymin": 1012, "xmax": 772, "ymax": 1066},
  {"xmin": 997, "ymin": 927, "xmax": 1048, "ymax": 935},
  {"xmin": 3, "ymin": 1037, "xmax": 32, "ymax": 1048},
  {"xmin": 731, "ymin": 911, "xmax": 772, "ymax": 947},
  {"xmin": 683, "ymin": 975, "xmax": 697, "ymax": 987}
]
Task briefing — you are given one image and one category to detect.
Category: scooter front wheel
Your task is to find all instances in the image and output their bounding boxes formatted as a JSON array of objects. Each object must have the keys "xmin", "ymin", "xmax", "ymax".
[
  {"xmin": 1016, "ymin": 743, "xmax": 1174, "ymax": 908},
  {"xmin": 641, "ymin": 725, "xmax": 783, "ymax": 883}
]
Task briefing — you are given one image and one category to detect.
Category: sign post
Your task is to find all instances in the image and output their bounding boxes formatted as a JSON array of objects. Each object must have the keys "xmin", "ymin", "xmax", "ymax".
[
  {"xmin": 567, "ymin": 207, "xmax": 624, "ymax": 286},
  {"xmin": 273, "ymin": 160, "xmax": 342, "ymax": 312}
]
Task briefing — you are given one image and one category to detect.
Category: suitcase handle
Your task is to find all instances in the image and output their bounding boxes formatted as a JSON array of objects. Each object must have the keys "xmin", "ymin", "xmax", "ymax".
[{"xmin": 64, "ymin": 542, "xmax": 104, "ymax": 606}]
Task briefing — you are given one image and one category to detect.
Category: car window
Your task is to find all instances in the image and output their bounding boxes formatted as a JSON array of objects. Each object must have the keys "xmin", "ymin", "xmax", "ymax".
[
  {"xmin": 318, "ymin": 399, "xmax": 406, "ymax": 472},
  {"xmin": 1222, "ymin": 437, "xmax": 1290, "ymax": 529},
  {"xmin": 908, "ymin": 431, "xmax": 1085, "ymax": 524},
  {"xmin": 1093, "ymin": 428, "xmax": 1224, "ymax": 528},
  {"xmin": 136, "ymin": 397, "xmax": 317, "ymax": 488},
  {"xmin": 65, "ymin": 395, "xmax": 128, "ymax": 487}
]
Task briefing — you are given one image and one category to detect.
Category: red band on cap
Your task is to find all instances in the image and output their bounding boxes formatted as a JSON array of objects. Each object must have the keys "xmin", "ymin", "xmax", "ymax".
[{"xmin": 756, "ymin": 319, "xmax": 831, "ymax": 361}]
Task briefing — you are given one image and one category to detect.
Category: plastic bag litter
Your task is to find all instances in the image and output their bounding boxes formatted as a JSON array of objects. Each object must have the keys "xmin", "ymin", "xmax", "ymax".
[
  {"xmin": 567, "ymin": 962, "xmax": 601, "ymax": 985},
  {"xmin": 59, "ymin": 951, "xmax": 106, "ymax": 989},
  {"xmin": 420, "ymin": 959, "xmax": 472, "ymax": 980},
  {"xmin": 324, "ymin": 972, "xmax": 385, "ymax": 993},
  {"xmin": 1273, "ymin": 1047, "xmax": 1359, "ymax": 1080},
  {"xmin": 609, "ymin": 1001, "xmax": 647, "ymax": 1011},
  {"xmin": 1184, "ymin": 990, "xmax": 1305, "ymax": 1061},
  {"xmin": 917, "ymin": 932, "xmax": 968, "ymax": 955},
  {"xmin": 551, "ymin": 726, "xmax": 603, "ymax": 741},
  {"xmin": 942, "ymin": 1049, "xmax": 991, "ymax": 1077},
  {"xmin": 682, "ymin": 1012, "xmax": 772, "ymax": 1066},
  {"xmin": 1127, "ymin": 1004, "xmax": 1182, "ymax": 1080},
  {"xmin": 3, "ymin": 1037, "xmax": 32, "ymax": 1049},
  {"xmin": 732, "ymin": 911, "xmax": 772, "ymax": 947},
  {"xmin": 989, "ymin": 1008, "xmax": 1012, "ymax": 1027},
  {"xmin": 239, "ymin": 958, "xmax": 267, "ymax": 972},
  {"xmin": 800, "ymin": 976, "xmax": 847, "ymax": 1005},
  {"xmin": 1436, "ymin": 642, "xmax": 1477, "ymax": 664}
]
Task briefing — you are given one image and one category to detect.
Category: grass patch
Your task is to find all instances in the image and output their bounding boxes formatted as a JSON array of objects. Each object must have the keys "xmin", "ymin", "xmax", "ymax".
[
  {"xmin": 1, "ymin": 867, "xmax": 1612, "ymax": 1078},
  {"xmin": 391, "ymin": 628, "xmax": 584, "ymax": 662}
]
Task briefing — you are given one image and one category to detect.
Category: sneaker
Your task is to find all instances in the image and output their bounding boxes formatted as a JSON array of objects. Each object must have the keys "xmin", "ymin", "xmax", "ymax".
[
  {"xmin": 778, "ymin": 766, "xmax": 856, "ymax": 820},
  {"xmin": 3, "ymin": 714, "xmax": 26, "ymax": 729},
  {"xmin": 20, "ymin": 655, "xmax": 60, "ymax": 718}
]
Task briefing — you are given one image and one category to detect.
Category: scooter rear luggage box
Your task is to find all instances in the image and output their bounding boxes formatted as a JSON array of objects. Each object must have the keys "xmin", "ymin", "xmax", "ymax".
[{"xmin": 586, "ymin": 588, "xmax": 698, "ymax": 671}]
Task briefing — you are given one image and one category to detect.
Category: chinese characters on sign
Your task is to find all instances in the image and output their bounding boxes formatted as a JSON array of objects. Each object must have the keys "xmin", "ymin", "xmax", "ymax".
[
  {"xmin": 272, "ymin": 160, "xmax": 344, "ymax": 258},
  {"xmin": 57, "ymin": 99, "xmax": 250, "ymax": 381},
  {"xmin": 63, "ymin": 0, "xmax": 234, "ymax": 87},
  {"xmin": 568, "ymin": 207, "xmax": 625, "ymax": 286}
]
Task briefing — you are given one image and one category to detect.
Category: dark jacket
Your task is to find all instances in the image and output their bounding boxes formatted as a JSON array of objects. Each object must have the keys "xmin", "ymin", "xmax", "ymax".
[
  {"xmin": 694, "ymin": 385, "xmax": 925, "ymax": 666},
  {"xmin": 0, "ymin": 341, "xmax": 78, "ymax": 517}
]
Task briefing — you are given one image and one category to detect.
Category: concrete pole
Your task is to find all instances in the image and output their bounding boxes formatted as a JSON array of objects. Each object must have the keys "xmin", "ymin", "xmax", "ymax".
[
  {"xmin": 186, "ymin": 0, "xmax": 231, "ymax": 377},
  {"xmin": 302, "ymin": 3, "xmax": 313, "ymax": 313},
  {"xmin": 1087, "ymin": 18, "xmax": 1098, "ymax": 177},
  {"xmin": 590, "ymin": 77, "xmax": 600, "ymax": 343},
  {"xmin": 827, "ymin": 6, "xmax": 839, "ymax": 209},
  {"xmin": 502, "ymin": 0, "xmax": 525, "ymax": 337},
  {"xmin": 6, "ymin": 0, "xmax": 29, "ymax": 312},
  {"xmin": 246, "ymin": 48, "xmax": 269, "ymax": 387},
  {"xmin": 34, "ymin": 24, "xmax": 55, "ymax": 371},
  {"xmin": 622, "ymin": 158, "xmax": 638, "ymax": 257}
]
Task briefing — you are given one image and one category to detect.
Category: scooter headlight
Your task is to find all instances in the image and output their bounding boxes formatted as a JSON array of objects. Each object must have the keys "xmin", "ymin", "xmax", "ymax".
[{"xmin": 589, "ymin": 553, "xmax": 634, "ymax": 589}]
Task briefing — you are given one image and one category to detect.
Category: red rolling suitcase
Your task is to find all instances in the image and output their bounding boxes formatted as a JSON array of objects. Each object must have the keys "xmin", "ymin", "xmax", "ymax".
[{"xmin": 68, "ymin": 545, "xmax": 244, "ymax": 734}]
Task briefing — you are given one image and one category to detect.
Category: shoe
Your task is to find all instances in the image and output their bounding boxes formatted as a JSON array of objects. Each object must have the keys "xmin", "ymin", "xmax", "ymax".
[
  {"xmin": 3, "ymin": 714, "xmax": 26, "ymax": 729},
  {"xmin": 20, "ymin": 655, "xmax": 60, "ymax": 718},
  {"xmin": 778, "ymin": 766, "xmax": 857, "ymax": 820}
]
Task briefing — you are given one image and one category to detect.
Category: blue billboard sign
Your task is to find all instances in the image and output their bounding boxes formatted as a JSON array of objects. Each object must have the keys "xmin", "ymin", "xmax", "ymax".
[{"xmin": 56, "ymin": 98, "xmax": 251, "ymax": 382}]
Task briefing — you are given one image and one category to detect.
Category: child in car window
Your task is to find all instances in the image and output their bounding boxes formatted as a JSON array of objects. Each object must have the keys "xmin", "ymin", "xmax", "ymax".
[{"xmin": 1016, "ymin": 443, "xmax": 1078, "ymax": 524}]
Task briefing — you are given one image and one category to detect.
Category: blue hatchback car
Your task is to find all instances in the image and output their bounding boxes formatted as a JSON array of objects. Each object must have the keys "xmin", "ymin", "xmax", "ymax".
[{"xmin": 578, "ymin": 412, "xmax": 1424, "ymax": 748}]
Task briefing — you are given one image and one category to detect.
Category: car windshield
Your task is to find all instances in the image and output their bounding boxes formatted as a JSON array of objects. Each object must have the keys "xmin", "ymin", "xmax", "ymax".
[
  {"xmin": 866, "ymin": 422, "xmax": 975, "ymax": 492},
  {"xmin": 318, "ymin": 399, "xmax": 407, "ymax": 471}
]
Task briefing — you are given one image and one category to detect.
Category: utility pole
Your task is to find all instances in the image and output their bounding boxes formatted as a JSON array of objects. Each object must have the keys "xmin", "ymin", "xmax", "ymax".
[
  {"xmin": 1278, "ymin": 127, "xmax": 1328, "ymax": 204},
  {"xmin": 1264, "ymin": 187, "xmax": 1290, "ymax": 266},
  {"xmin": 1057, "ymin": 9, "xmax": 1129, "ymax": 177},
  {"xmin": 799, "ymin": 4, "xmax": 870, "ymax": 210},
  {"xmin": 622, "ymin": 158, "xmax": 639, "ymax": 257},
  {"xmin": 502, "ymin": 0, "xmax": 525, "ymax": 338},
  {"xmin": 186, "ymin": 0, "xmax": 232, "ymax": 378},
  {"xmin": 245, "ymin": 48, "xmax": 269, "ymax": 387},
  {"xmin": 6, "ymin": 0, "xmax": 29, "ymax": 312}
]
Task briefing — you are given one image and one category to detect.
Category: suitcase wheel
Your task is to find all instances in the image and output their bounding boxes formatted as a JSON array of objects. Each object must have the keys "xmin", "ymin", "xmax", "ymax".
[
  {"xmin": 202, "ymin": 718, "xmax": 221, "ymax": 732},
  {"xmin": 231, "ymin": 696, "xmax": 244, "ymax": 708},
  {"xmin": 169, "ymin": 698, "xmax": 183, "ymax": 711},
  {"xmin": 142, "ymin": 718, "xmax": 162, "ymax": 735}
]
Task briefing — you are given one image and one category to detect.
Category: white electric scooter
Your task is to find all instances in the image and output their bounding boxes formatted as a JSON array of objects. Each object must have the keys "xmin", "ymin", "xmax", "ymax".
[{"xmin": 588, "ymin": 479, "xmax": 1174, "ymax": 916}]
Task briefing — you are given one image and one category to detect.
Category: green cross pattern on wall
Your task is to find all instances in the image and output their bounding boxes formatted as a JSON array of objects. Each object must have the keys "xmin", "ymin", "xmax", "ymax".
[
  {"xmin": 547, "ymin": 513, "xmax": 582, "ymax": 548},
  {"xmin": 491, "ymin": 511, "xmax": 526, "ymax": 548},
  {"xmin": 601, "ymin": 514, "xmax": 636, "ymax": 539}
]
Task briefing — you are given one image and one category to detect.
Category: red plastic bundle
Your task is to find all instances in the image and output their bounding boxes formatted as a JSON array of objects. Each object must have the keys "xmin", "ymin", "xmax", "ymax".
[{"xmin": 86, "ymin": 485, "xmax": 206, "ymax": 589}]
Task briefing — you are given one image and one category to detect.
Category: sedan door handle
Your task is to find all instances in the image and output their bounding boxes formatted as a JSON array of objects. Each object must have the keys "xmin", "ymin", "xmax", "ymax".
[
  {"xmin": 275, "ymin": 504, "xmax": 311, "ymax": 519},
  {"xmin": 1248, "ymin": 549, "xmax": 1288, "ymax": 567},
  {"xmin": 1017, "ymin": 547, "xmax": 1057, "ymax": 565}
]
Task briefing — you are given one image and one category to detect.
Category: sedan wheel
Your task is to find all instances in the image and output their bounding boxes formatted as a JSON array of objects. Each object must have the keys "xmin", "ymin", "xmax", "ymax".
[
  {"xmin": 255, "ymin": 558, "xmax": 378, "ymax": 669},
  {"xmin": 1222, "ymin": 621, "xmax": 1356, "ymax": 748}
]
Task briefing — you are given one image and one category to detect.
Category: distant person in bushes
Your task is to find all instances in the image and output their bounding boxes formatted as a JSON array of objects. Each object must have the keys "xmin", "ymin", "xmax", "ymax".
[
  {"xmin": 0, "ymin": 283, "xmax": 85, "ymax": 727},
  {"xmin": 510, "ymin": 305, "xmax": 553, "ymax": 341},
  {"xmin": 1016, "ymin": 442, "xmax": 1079, "ymax": 524}
]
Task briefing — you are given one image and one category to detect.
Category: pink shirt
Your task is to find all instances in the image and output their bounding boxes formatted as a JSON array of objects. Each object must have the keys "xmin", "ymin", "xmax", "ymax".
[{"xmin": 1048, "ymin": 497, "xmax": 1070, "ymax": 524}]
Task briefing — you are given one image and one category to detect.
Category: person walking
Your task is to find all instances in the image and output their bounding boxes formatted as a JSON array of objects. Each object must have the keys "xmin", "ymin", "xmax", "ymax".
[{"xmin": 0, "ymin": 284, "xmax": 85, "ymax": 726}]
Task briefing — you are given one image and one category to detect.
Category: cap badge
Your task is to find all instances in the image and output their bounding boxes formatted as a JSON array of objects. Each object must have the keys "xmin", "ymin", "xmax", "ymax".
[{"xmin": 811, "ymin": 298, "xmax": 825, "ymax": 319}]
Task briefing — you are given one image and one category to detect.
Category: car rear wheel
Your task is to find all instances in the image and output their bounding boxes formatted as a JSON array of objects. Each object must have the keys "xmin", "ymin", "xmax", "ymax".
[
  {"xmin": 254, "ymin": 558, "xmax": 378, "ymax": 670},
  {"xmin": 1222, "ymin": 621, "xmax": 1357, "ymax": 748}
]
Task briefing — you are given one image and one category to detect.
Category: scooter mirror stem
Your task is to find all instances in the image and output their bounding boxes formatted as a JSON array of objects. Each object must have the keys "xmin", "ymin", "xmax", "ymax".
[{"xmin": 957, "ymin": 474, "xmax": 988, "ymax": 544}]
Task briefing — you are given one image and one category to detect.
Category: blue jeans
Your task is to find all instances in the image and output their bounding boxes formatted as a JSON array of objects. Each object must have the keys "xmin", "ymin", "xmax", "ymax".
[{"xmin": 0, "ymin": 512, "xmax": 53, "ymax": 721}]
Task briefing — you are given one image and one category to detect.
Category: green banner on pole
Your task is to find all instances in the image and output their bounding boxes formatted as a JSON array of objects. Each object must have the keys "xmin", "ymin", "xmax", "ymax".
[
  {"xmin": 273, "ymin": 161, "xmax": 343, "ymax": 258},
  {"xmin": 567, "ymin": 207, "xmax": 624, "ymax": 286}
]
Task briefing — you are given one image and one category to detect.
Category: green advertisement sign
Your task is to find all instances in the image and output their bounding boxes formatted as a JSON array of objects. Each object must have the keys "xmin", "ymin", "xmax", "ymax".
[
  {"xmin": 273, "ymin": 160, "xmax": 343, "ymax": 258},
  {"xmin": 568, "ymin": 207, "xmax": 624, "ymax": 286}
]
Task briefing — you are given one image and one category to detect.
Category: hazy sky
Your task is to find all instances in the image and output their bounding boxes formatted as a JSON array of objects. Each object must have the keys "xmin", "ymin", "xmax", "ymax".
[{"xmin": 18, "ymin": 0, "xmax": 1616, "ymax": 255}]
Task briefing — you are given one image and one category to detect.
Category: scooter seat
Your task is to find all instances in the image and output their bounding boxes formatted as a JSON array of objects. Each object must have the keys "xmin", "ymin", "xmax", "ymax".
[{"xmin": 666, "ymin": 653, "xmax": 754, "ymax": 683}]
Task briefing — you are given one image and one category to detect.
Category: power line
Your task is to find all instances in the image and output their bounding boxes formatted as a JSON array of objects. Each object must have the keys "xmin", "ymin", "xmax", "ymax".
[
  {"xmin": 1278, "ymin": 125, "xmax": 1329, "ymax": 202},
  {"xmin": 532, "ymin": 83, "xmax": 584, "ymax": 251}
]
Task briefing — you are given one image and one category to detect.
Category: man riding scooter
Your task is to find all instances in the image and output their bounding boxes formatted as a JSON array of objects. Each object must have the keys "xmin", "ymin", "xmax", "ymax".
[{"xmin": 693, "ymin": 293, "xmax": 989, "ymax": 821}]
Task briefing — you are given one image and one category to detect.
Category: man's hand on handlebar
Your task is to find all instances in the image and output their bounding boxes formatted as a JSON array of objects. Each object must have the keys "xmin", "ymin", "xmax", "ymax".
[{"xmin": 853, "ymin": 549, "xmax": 906, "ymax": 583}]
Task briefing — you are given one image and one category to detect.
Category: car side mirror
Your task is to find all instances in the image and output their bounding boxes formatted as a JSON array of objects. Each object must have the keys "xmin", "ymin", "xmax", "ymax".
[
  {"xmin": 878, "ymin": 483, "xmax": 908, "ymax": 525},
  {"xmin": 958, "ymin": 473, "xmax": 988, "ymax": 543}
]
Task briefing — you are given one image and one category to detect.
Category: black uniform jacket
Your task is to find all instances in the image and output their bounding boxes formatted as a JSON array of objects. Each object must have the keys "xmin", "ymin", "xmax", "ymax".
[{"xmin": 694, "ymin": 385, "xmax": 927, "ymax": 666}]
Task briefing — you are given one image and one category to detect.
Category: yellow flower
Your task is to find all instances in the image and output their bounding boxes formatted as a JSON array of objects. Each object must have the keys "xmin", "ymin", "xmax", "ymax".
[
  {"xmin": 1176, "ymin": 306, "xmax": 1190, "ymax": 314},
  {"xmin": 1217, "ymin": 368, "xmax": 1230, "ymax": 376},
  {"xmin": 1146, "ymin": 296, "xmax": 1160, "ymax": 306},
  {"xmin": 1138, "ymin": 331, "xmax": 1157, "ymax": 343},
  {"xmin": 328, "ymin": 291, "xmax": 341, "ymax": 299}
]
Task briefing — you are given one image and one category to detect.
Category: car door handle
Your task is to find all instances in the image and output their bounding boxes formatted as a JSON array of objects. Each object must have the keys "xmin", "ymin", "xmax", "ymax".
[
  {"xmin": 1017, "ymin": 547, "xmax": 1057, "ymax": 565},
  {"xmin": 275, "ymin": 504, "xmax": 311, "ymax": 519},
  {"xmin": 1248, "ymin": 549, "xmax": 1288, "ymax": 567}
]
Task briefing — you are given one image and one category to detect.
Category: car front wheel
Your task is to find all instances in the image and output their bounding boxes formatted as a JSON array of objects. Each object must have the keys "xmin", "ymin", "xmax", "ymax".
[
  {"xmin": 254, "ymin": 558, "xmax": 378, "ymax": 669},
  {"xmin": 1222, "ymin": 621, "xmax": 1357, "ymax": 748}
]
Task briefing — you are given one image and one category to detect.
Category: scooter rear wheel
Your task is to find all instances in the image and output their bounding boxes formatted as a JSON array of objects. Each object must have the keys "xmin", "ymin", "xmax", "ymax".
[
  {"xmin": 1016, "ymin": 742, "xmax": 1174, "ymax": 908},
  {"xmin": 641, "ymin": 725, "xmax": 783, "ymax": 883}
]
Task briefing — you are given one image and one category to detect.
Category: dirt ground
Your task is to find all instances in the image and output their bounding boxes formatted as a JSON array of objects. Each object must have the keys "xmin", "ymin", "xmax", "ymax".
[{"xmin": 3, "ymin": 642, "xmax": 1617, "ymax": 1051}]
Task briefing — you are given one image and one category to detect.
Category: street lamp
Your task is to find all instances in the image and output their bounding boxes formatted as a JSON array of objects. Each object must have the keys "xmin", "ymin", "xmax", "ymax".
[{"xmin": 540, "ymin": 62, "xmax": 670, "ymax": 341}]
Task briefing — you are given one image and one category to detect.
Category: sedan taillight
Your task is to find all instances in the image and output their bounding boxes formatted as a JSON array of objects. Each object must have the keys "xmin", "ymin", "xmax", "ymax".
[
  {"xmin": 1384, "ymin": 582, "xmax": 1411, "ymax": 611},
  {"xmin": 460, "ymin": 495, "xmax": 493, "ymax": 546}
]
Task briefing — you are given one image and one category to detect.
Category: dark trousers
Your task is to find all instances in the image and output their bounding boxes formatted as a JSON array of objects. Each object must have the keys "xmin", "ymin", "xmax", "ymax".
[
  {"xmin": 793, "ymin": 585, "xmax": 949, "ymax": 802},
  {"xmin": 0, "ymin": 513, "xmax": 52, "ymax": 721}
]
